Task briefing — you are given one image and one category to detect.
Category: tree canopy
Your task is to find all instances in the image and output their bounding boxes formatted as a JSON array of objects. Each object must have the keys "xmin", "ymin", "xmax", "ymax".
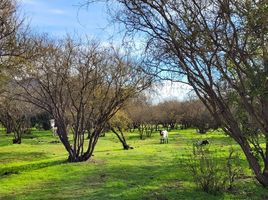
[
  {"xmin": 88, "ymin": 0, "xmax": 268, "ymax": 186},
  {"xmin": 16, "ymin": 37, "xmax": 151, "ymax": 162}
]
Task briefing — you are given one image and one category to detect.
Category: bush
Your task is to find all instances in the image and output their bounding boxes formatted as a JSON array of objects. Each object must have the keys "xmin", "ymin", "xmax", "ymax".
[
  {"xmin": 226, "ymin": 147, "xmax": 243, "ymax": 191},
  {"xmin": 188, "ymin": 145, "xmax": 242, "ymax": 194}
]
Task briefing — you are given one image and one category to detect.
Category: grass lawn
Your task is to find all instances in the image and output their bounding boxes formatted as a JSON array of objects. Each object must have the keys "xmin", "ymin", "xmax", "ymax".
[{"xmin": 0, "ymin": 128, "xmax": 268, "ymax": 200}]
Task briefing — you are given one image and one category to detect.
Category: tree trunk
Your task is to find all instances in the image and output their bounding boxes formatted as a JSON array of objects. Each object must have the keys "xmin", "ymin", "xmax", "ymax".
[
  {"xmin": 12, "ymin": 137, "xmax": 21, "ymax": 144},
  {"xmin": 239, "ymin": 140, "xmax": 268, "ymax": 187},
  {"xmin": 227, "ymin": 126, "xmax": 268, "ymax": 187},
  {"xmin": 56, "ymin": 123, "xmax": 101, "ymax": 162},
  {"xmin": 67, "ymin": 153, "xmax": 90, "ymax": 162},
  {"xmin": 13, "ymin": 131, "xmax": 21, "ymax": 144},
  {"xmin": 6, "ymin": 125, "xmax": 12, "ymax": 134},
  {"xmin": 56, "ymin": 126, "xmax": 77, "ymax": 162},
  {"xmin": 111, "ymin": 127, "xmax": 132, "ymax": 150}
]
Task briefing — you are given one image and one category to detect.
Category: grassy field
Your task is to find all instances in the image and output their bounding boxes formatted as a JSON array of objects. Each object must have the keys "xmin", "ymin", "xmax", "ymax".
[{"xmin": 0, "ymin": 128, "xmax": 268, "ymax": 200}]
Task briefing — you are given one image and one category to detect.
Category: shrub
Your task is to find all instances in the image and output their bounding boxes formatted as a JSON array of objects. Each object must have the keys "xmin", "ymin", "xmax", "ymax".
[
  {"xmin": 188, "ymin": 145, "xmax": 242, "ymax": 194},
  {"xmin": 226, "ymin": 147, "xmax": 243, "ymax": 191}
]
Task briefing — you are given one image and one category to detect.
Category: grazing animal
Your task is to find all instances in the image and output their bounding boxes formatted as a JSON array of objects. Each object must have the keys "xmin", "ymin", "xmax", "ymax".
[
  {"xmin": 196, "ymin": 139, "xmax": 209, "ymax": 146},
  {"xmin": 160, "ymin": 130, "xmax": 168, "ymax": 144}
]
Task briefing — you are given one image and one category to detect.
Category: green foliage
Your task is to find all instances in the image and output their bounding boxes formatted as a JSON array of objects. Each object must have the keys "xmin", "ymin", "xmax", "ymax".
[
  {"xmin": 188, "ymin": 145, "xmax": 243, "ymax": 194},
  {"xmin": 226, "ymin": 147, "xmax": 243, "ymax": 191},
  {"xmin": 189, "ymin": 146, "xmax": 228, "ymax": 194}
]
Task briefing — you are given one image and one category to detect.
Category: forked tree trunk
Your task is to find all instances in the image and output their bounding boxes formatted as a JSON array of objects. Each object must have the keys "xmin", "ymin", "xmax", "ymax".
[
  {"xmin": 12, "ymin": 123, "xmax": 24, "ymax": 144},
  {"xmin": 111, "ymin": 127, "xmax": 133, "ymax": 150},
  {"xmin": 65, "ymin": 141, "xmax": 97, "ymax": 162},
  {"xmin": 57, "ymin": 125, "xmax": 101, "ymax": 162}
]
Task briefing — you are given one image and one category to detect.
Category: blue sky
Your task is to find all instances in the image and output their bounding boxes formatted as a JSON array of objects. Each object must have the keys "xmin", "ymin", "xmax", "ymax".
[
  {"xmin": 19, "ymin": 0, "xmax": 192, "ymax": 102},
  {"xmin": 19, "ymin": 0, "xmax": 111, "ymax": 39}
]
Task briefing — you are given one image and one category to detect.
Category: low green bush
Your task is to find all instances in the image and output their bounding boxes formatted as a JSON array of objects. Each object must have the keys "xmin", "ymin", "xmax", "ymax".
[{"xmin": 188, "ymin": 145, "xmax": 243, "ymax": 194}]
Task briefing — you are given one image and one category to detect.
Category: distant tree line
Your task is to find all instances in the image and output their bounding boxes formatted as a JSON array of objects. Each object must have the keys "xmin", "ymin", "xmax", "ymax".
[{"xmin": 123, "ymin": 97, "xmax": 218, "ymax": 136}]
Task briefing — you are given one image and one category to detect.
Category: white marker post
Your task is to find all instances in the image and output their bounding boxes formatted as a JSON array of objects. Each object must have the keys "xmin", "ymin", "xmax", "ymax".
[{"xmin": 50, "ymin": 119, "xmax": 57, "ymax": 136}]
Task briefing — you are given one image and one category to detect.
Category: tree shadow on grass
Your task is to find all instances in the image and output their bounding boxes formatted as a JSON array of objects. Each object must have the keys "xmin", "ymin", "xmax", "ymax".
[
  {"xmin": 0, "ymin": 152, "xmax": 66, "ymax": 178},
  {"xmin": 74, "ymin": 157, "xmax": 266, "ymax": 200},
  {"xmin": 0, "ymin": 151, "xmax": 48, "ymax": 161},
  {"xmin": 0, "ymin": 149, "xmax": 266, "ymax": 200},
  {"xmin": 0, "ymin": 134, "xmax": 13, "ymax": 147},
  {"xmin": 0, "ymin": 157, "xmax": 246, "ymax": 200},
  {"xmin": 78, "ymin": 163, "xmax": 228, "ymax": 200}
]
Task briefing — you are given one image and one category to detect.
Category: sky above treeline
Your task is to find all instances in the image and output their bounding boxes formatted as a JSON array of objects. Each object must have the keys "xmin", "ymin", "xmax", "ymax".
[
  {"xmin": 19, "ymin": 0, "xmax": 109, "ymax": 39},
  {"xmin": 19, "ymin": 0, "xmax": 192, "ymax": 103}
]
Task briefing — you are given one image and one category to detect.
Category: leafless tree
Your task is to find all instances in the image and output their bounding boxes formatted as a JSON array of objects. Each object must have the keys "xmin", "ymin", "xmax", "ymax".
[
  {"xmin": 87, "ymin": 0, "xmax": 268, "ymax": 186},
  {"xmin": 125, "ymin": 96, "xmax": 155, "ymax": 138},
  {"xmin": 0, "ymin": 0, "xmax": 32, "ymax": 88},
  {"xmin": 0, "ymin": 91, "xmax": 33, "ymax": 144},
  {"xmin": 185, "ymin": 100, "xmax": 218, "ymax": 133},
  {"xmin": 0, "ymin": 104, "xmax": 13, "ymax": 134},
  {"xmin": 17, "ymin": 37, "xmax": 151, "ymax": 162},
  {"xmin": 156, "ymin": 100, "xmax": 182, "ymax": 130}
]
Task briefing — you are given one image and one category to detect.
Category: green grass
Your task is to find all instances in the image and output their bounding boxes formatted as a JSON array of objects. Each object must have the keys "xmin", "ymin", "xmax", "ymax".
[{"xmin": 0, "ymin": 129, "xmax": 268, "ymax": 199}]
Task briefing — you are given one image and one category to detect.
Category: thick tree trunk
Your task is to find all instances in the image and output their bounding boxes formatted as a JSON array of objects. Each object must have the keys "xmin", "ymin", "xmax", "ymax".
[
  {"xmin": 66, "ymin": 145, "xmax": 92, "ymax": 162},
  {"xmin": 194, "ymin": 84, "xmax": 268, "ymax": 187},
  {"xmin": 12, "ymin": 137, "xmax": 21, "ymax": 144},
  {"xmin": 67, "ymin": 153, "xmax": 89, "ymax": 162},
  {"xmin": 227, "ymin": 126, "xmax": 268, "ymax": 187},
  {"xmin": 56, "ymin": 126, "xmax": 77, "ymax": 162},
  {"xmin": 56, "ymin": 123, "xmax": 101, "ymax": 162},
  {"xmin": 240, "ymin": 140, "xmax": 268, "ymax": 187}
]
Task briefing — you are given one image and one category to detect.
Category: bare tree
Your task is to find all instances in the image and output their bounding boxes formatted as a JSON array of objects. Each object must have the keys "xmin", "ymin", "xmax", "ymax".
[
  {"xmin": 125, "ymin": 96, "xmax": 154, "ymax": 139},
  {"xmin": 0, "ymin": 91, "xmax": 33, "ymax": 144},
  {"xmin": 88, "ymin": 0, "xmax": 268, "ymax": 186},
  {"xmin": 186, "ymin": 100, "xmax": 218, "ymax": 133},
  {"xmin": 156, "ymin": 100, "xmax": 181, "ymax": 130},
  {"xmin": 0, "ymin": 105, "xmax": 13, "ymax": 134},
  {"xmin": 17, "ymin": 37, "xmax": 151, "ymax": 162},
  {"xmin": 0, "ymin": 0, "xmax": 31, "ymax": 88}
]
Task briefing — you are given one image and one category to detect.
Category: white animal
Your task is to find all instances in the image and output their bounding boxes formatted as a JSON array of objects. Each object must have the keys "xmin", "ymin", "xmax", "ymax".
[
  {"xmin": 160, "ymin": 130, "xmax": 168, "ymax": 144},
  {"xmin": 50, "ymin": 119, "xmax": 58, "ymax": 136}
]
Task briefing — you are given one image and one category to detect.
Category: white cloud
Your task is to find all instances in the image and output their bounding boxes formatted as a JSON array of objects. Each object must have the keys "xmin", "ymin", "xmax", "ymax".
[
  {"xmin": 149, "ymin": 81, "xmax": 193, "ymax": 104},
  {"xmin": 48, "ymin": 9, "xmax": 65, "ymax": 15}
]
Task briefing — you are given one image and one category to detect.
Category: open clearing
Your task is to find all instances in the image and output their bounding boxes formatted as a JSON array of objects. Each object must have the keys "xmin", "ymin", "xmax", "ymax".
[{"xmin": 1, "ymin": 129, "xmax": 268, "ymax": 200}]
